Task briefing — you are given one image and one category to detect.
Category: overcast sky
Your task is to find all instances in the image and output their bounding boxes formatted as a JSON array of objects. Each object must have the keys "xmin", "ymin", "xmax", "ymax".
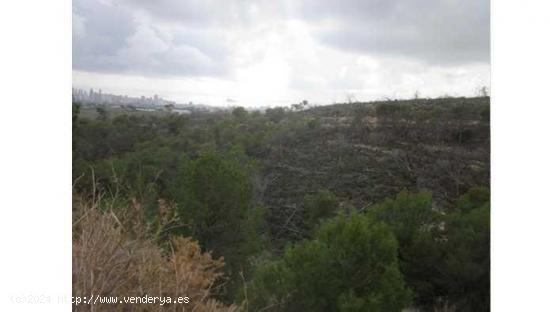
[{"xmin": 73, "ymin": 0, "xmax": 490, "ymax": 107}]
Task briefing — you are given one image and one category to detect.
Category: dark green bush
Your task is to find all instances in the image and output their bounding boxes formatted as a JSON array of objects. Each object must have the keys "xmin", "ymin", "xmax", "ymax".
[
  {"xmin": 303, "ymin": 189, "xmax": 338, "ymax": 231},
  {"xmin": 247, "ymin": 211, "xmax": 411, "ymax": 311}
]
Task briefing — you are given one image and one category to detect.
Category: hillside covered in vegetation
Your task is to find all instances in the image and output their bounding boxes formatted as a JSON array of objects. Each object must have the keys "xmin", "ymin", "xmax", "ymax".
[{"xmin": 73, "ymin": 96, "xmax": 490, "ymax": 311}]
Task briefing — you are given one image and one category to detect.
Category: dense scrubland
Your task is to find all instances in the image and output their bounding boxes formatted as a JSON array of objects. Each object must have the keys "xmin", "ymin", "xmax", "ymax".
[{"xmin": 73, "ymin": 96, "xmax": 490, "ymax": 311}]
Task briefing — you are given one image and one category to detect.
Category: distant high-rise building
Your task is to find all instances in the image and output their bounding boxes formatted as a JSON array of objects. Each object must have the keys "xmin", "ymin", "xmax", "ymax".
[{"xmin": 72, "ymin": 87, "xmax": 178, "ymax": 107}]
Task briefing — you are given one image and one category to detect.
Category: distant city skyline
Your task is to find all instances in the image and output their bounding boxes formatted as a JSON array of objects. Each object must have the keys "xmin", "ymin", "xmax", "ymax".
[{"xmin": 72, "ymin": 87, "xmax": 177, "ymax": 107}]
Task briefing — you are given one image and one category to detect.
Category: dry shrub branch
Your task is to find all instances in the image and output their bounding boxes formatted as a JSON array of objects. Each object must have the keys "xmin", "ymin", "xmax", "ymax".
[{"xmin": 72, "ymin": 199, "xmax": 239, "ymax": 311}]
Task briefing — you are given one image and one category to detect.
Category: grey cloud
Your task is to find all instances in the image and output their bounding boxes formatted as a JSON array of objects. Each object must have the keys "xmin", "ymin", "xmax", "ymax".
[
  {"xmin": 119, "ymin": 0, "xmax": 241, "ymax": 27},
  {"xmin": 73, "ymin": 0, "xmax": 489, "ymax": 79},
  {"xmin": 73, "ymin": 0, "xmax": 135, "ymax": 65},
  {"xmin": 119, "ymin": 0, "xmax": 290, "ymax": 28},
  {"xmin": 297, "ymin": 0, "xmax": 490, "ymax": 65},
  {"xmin": 73, "ymin": 0, "xmax": 232, "ymax": 78}
]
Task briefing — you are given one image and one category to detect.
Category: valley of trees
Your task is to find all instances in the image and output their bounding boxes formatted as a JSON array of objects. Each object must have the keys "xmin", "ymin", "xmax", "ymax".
[{"xmin": 72, "ymin": 96, "xmax": 490, "ymax": 311}]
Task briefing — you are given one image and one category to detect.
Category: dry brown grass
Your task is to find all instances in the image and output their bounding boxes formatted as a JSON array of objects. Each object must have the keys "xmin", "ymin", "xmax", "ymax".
[{"xmin": 73, "ymin": 198, "xmax": 239, "ymax": 311}]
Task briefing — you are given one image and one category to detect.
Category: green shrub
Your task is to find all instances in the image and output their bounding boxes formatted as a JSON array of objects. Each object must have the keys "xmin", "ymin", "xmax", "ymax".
[
  {"xmin": 171, "ymin": 152, "xmax": 266, "ymax": 296},
  {"xmin": 265, "ymin": 107, "xmax": 286, "ymax": 123},
  {"xmin": 247, "ymin": 211, "xmax": 411, "ymax": 311},
  {"xmin": 303, "ymin": 189, "xmax": 338, "ymax": 231},
  {"xmin": 367, "ymin": 190, "xmax": 445, "ymax": 308},
  {"xmin": 441, "ymin": 187, "xmax": 490, "ymax": 311},
  {"xmin": 367, "ymin": 189, "xmax": 490, "ymax": 311}
]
